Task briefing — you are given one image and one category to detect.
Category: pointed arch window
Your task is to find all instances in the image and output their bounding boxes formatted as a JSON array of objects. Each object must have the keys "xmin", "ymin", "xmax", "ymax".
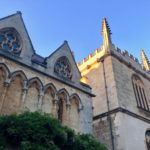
[
  {"xmin": 0, "ymin": 28, "xmax": 22, "ymax": 54},
  {"xmin": 54, "ymin": 56, "xmax": 72, "ymax": 79},
  {"xmin": 146, "ymin": 130, "xmax": 150, "ymax": 150},
  {"xmin": 132, "ymin": 75, "xmax": 149, "ymax": 111}
]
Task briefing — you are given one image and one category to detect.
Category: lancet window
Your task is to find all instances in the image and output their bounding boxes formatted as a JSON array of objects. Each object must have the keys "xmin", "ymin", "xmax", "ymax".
[{"xmin": 132, "ymin": 75, "xmax": 149, "ymax": 111}]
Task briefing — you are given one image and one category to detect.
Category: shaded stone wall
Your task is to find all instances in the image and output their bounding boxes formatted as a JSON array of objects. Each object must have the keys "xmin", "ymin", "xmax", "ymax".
[
  {"xmin": 0, "ymin": 58, "xmax": 93, "ymax": 134},
  {"xmin": 93, "ymin": 117, "xmax": 113, "ymax": 150}
]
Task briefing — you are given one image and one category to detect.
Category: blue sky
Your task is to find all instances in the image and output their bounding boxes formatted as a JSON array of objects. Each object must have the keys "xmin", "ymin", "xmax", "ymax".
[{"xmin": 0, "ymin": 0, "xmax": 150, "ymax": 62}]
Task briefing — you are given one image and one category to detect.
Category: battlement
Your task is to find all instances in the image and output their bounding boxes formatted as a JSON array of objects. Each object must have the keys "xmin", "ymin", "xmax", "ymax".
[
  {"xmin": 78, "ymin": 17, "xmax": 150, "ymax": 76},
  {"xmin": 78, "ymin": 47, "xmax": 141, "ymax": 69},
  {"xmin": 115, "ymin": 47, "xmax": 140, "ymax": 64},
  {"xmin": 77, "ymin": 48, "xmax": 103, "ymax": 67}
]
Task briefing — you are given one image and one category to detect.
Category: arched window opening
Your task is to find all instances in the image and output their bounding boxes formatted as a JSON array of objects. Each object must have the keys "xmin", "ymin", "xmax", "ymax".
[
  {"xmin": 70, "ymin": 97, "xmax": 80, "ymax": 132},
  {"xmin": 57, "ymin": 90, "xmax": 69, "ymax": 125},
  {"xmin": 132, "ymin": 75, "xmax": 149, "ymax": 111},
  {"xmin": 146, "ymin": 130, "xmax": 150, "ymax": 150},
  {"xmin": 42, "ymin": 88, "xmax": 53, "ymax": 114},
  {"xmin": 25, "ymin": 78, "xmax": 43, "ymax": 112},
  {"xmin": 1, "ymin": 74, "xmax": 23, "ymax": 115}
]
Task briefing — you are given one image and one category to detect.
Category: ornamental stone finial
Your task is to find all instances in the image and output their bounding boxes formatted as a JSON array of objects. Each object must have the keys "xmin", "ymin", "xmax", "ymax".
[
  {"xmin": 140, "ymin": 49, "xmax": 150, "ymax": 71},
  {"xmin": 101, "ymin": 18, "xmax": 114, "ymax": 52}
]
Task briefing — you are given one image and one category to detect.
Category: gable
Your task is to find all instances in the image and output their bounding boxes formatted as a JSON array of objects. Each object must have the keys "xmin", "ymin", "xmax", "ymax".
[
  {"xmin": 46, "ymin": 41, "xmax": 81, "ymax": 83},
  {"xmin": 0, "ymin": 12, "xmax": 35, "ymax": 63}
]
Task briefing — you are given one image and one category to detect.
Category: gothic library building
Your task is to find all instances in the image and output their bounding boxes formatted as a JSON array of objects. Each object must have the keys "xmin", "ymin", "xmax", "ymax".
[{"xmin": 0, "ymin": 12, "xmax": 150, "ymax": 150}]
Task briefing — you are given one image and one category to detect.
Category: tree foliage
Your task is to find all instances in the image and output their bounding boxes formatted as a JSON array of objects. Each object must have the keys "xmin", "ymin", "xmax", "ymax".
[{"xmin": 0, "ymin": 112, "xmax": 107, "ymax": 150}]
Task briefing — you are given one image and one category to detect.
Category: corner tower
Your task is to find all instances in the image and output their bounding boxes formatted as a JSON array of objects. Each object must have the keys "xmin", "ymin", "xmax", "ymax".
[
  {"xmin": 78, "ymin": 19, "xmax": 150, "ymax": 150},
  {"xmin": 78, "ymin": 18, "xmax": 117, "ymax": 150}
]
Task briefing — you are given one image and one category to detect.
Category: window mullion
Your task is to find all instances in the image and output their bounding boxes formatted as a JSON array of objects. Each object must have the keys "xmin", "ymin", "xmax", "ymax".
[
  {"xmin": 135, "ymin": 84, "xmax": 142, "ymax": 108},
  {"xmin": 133, "ymin": 82, "xmax": 140, "ymax": 107},
  {"xmin": 142, "ymin": 88, "xmax": 149, "ymax": 111}
]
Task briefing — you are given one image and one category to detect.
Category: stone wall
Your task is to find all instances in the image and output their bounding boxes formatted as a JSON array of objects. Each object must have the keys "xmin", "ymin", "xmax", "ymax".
[
  {"xmin": 83, "ymin": 56, "xmax": 119, "ymax": 116},
  {"xmin": 0, "ymin": 57, "xmax": 93, "ymax": 134},
  {"xmin": 114, "ymin": 112, "xmax": 149, "ymax": 150},
  {"xmin": 93, "ymin": 115, "xmax": 115, "ymax": 150},
  {"xmin": 80, "ymin": 51, "xmax": 150, "ymax": 149},
  {"xmin": 112, "ymin": 56, "xmax": 150, "ymax": 119}
]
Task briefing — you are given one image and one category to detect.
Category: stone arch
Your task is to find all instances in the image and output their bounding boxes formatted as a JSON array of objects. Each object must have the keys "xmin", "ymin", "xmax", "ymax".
[
  {"xmin": 9, "ymin": 70, "xmax": 27, "ymax": 83},
  {"xmin": 132, "ymin": 74, "xmax": 149, "ymax": 111},
  {"xmin": 42, "ymin": 83, "xmax": 57, "ymax": 114},
  {"xmin": 0, "ymin": 63, "xmax": 10, "ymax": 78},
  {"xmin": 69, "ymin": 93, "xmax": 82, "ymax": 132},
  {"xmin": 0, "ymin": 63, "xmax": 10, "ymax": 87},
  {"xmin": 1, "ymin": 70, "xmax": 25, "ymax": 115},
  {"xmin": 0, "ymin": 63, "xmax": 10, "ymax": 113},
  {"xmin": 70, "ymin": 93, "xmax": 83, "ymax": 110},
  {"xmin": 57, "ymin": 88, "xmax": 70, "ymax": 125},
  {"xmin": 28, "ymin": 77, "xmax": 43, "ymax": 90},
  {"xmin": 44, "ymin": 83, "xmax": 57, "ymax": 97},
  {"xmin": 57, "ymin": 88, "xmax": 70, "ymax": 104},
  {"xmin": 25, "ymin": 77, "xmax": 43, "ymax": 112},
  {"xmin": 132, "ymin": 74, "xmax": 144, "ymax": 86}
]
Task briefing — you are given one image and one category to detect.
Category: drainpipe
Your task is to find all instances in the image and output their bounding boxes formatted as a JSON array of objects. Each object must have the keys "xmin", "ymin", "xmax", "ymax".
[{"xmin": 100, "ymin": 58, "xmax": 115, "ymax": 150}]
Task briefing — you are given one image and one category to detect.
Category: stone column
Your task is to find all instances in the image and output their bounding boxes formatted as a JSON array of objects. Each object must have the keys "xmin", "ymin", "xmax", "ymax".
[{"xmin": 0, "ymin": 80, "xmax": 10, "ymax": 114}]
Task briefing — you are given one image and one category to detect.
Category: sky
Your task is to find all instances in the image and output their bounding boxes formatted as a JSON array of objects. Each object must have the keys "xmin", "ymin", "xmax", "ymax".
[{"xmin": 0, "ymin": 0, "xmax": 150, "ymax": 63}]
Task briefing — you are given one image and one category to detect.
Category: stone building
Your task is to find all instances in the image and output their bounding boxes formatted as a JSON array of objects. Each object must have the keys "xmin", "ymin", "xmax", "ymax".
[
  {"xmin": 0, "ymin": 12, "xmax": 94, "ymax": 134},
  {"xmin": 78, "ymin": 18, "xmax": 150, "ymax": 150},
  {"xmin": 1, "ymin": 12, "xmax": 150, "ymax": 150}
]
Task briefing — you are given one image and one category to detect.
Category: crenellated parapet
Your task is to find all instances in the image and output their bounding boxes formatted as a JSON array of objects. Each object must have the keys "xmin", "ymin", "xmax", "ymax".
[
  {"xmin": 77, "ymin": 48, "xmax": 106, "ymax": 73},
  {"xmin": 78, "ymin": 17, "xmax": 150, "ymax": 79},
  {"xmin": 77, "ymin": 49, "xmax": 101, "ymax": 66},
  {"xmin": 78, "ymin": 46, "xmax": 142, "ymax": 73},
  {"xmin": 115, "ymin": 48, "xmax": 140, "ymax": 64}
]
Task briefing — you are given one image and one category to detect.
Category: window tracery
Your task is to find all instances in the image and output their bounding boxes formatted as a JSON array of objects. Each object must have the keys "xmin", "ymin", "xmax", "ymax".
[
  {"xmin": 54, "ymin": 56, "xmax": 72, "ymax": 79},
  {"xmin": 132, "ymin": 75, "xmax": 149, "ymax": 111},
  {"xmin": 0, "ymin": 28, "xmax": 22, "ymax": 54}
]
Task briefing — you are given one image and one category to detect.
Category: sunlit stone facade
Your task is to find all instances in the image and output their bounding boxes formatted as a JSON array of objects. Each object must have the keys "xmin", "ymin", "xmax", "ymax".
[{"xmin": 78, "ymin": 18, "xmax": 150, "ymax": 150}]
